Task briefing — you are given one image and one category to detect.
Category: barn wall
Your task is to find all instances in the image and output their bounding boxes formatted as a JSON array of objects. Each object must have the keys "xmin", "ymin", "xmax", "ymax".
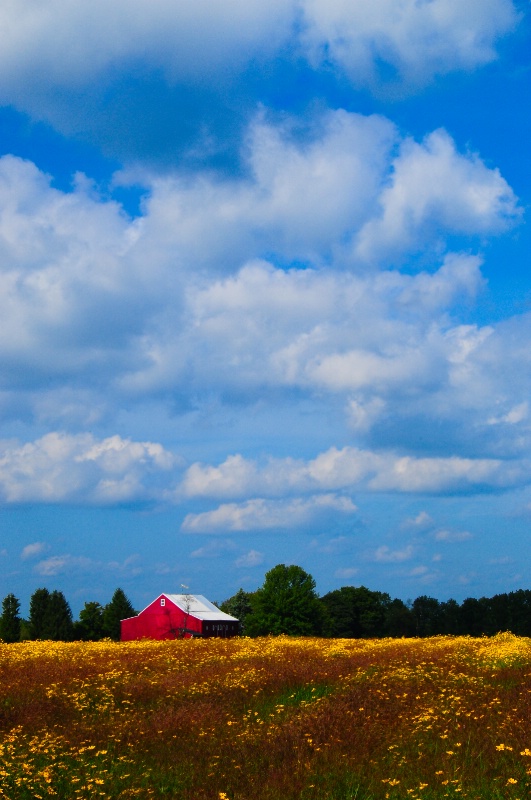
[
  {"xmin": 120, "ymin": 595, "xmax": 240, "ymax": 641},
  {"xmin": 121, "ymin": 604, "xmax": 202, "ymax": 641}
]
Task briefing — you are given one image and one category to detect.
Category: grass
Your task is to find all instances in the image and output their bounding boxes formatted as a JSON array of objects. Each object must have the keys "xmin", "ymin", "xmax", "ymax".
[{"xmin": 0, "ymin": 633, "xmax": 530, "ymax": 798}]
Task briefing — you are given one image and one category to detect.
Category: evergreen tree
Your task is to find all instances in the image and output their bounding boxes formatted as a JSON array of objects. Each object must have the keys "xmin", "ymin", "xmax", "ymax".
[
  {"xmin": 0, "ymin": 593, "xmax": 21, "ymax": 643},
  {"xmin": 74, "ymin": 601, "xmax": 105, "ymax": 641},
  {"xmin": 103, "ymin": 588, "xmax": 136, "ymax": 640},
  {"xmin": 220, "ymin": 588, "xmax": 254, "ymax": 634},
  {"xmin": 41, "ymin": 590, "xmax": 74, "ymax": 641},
  {"xmin": 29, "ymin": 588, "xmax": 51, "ymax": 639},
  {"xmin": 245, "ymin": 564, "xmax": 326, "ymax": 637}
]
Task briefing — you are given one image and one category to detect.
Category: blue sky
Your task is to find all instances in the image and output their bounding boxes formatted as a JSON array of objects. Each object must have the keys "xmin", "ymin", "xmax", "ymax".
[{"xmin": 0, "ymin": 0, "xmax": 530, "ymax": 615}]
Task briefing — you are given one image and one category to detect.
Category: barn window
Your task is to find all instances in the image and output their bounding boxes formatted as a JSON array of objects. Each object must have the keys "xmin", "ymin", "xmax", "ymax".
[{"xmin": 160, "ymin": 598, "xmax": 166, "ymax": 607}]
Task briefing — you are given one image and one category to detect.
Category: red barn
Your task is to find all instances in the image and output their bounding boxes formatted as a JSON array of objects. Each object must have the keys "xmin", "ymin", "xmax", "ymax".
[{"xmin": 120, "ymin": 593, "xmax": 239, "ymax": 641}]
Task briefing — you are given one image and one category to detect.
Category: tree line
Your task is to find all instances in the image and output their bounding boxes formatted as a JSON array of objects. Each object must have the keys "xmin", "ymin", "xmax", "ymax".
[
  {"xmin": 2, "ymin": 565, "xmax": 531, "ymax": 643},
  {"xmin": 220, "ymin": 564, "xmax": 531, "ymax": 638},
  {"xmin": 0, "ymin": 588, "xmax": 136, "ymax": 643}
]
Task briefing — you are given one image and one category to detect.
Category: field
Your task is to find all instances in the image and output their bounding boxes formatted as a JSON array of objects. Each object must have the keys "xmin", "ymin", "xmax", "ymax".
[{"xmin": 0, "ymin": 634, "xmax": 530, "ymax": 799}]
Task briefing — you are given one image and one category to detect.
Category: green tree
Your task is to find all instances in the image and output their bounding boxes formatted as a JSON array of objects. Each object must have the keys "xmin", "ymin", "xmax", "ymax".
[
  {"xmin": 459, "ymin": 596, "xmax": 488, "ymax": 636},
  {"xmin": 220, "ymin": 588, "xmax": 254, "ymax": 635},
  {"xmin": 0, "ymin": 594, "xmax": 21, "ymax": 643},
  {"xmin": 385, "ymin": 598, "xmax": 415, "ymax": 637},
  {"xmin": 245, "ymin": 564, "xmax": 326, "ymax": 637},
  {"xmin": 18, "ymin": 619, "xmax": 33, "ymax": 641},
  {"xmin": 411, "ymin": 595, "xmax": 443, "ymax": 637},
  {"xmin": 29, "ymin": 587, "xmax": 51, "ymax": 639},
  {"xmin": 41, "ymin": 590, "xmax": 74, "ymax": 641},
  {"xmin": 74, "ymin": 601, "xmax": 105, "ymax": 641},
  {"xmin": 321, "ymin": 586, "xmax": 392, "ymax": 638},
  {"xmin": 440, "ymin": 598, "xmax": 461, "ymax": 635},
  {"xmin": 103, "ymin": 588, "xmax": 136, "ymax": 640}
]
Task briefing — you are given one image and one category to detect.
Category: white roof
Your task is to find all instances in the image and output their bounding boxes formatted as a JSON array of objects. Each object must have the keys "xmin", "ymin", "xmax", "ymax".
[{"xmin": 162, "ymin": 594, "xmax": 238, "ymax": 622}]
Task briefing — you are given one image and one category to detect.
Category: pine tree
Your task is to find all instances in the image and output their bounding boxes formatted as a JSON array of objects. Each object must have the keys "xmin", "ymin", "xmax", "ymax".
[
  {"xmin": 103, "ymin": 588, "xmax": 136, "ymax": 640},
  {"xmin": 0, "ymin": 594, "xmax": 21, "ymax": 643},
  {"xmin": 29, "ymin": 588, "xmax": 51, "ymax": 639},
  {"xmin": 41, "ymin": 590, "xmax": 74, "ymax": 641}
]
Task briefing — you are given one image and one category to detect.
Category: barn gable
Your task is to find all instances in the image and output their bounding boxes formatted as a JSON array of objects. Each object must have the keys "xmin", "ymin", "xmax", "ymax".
[{"xmin": 121, "ymin": 593, "xmax": 239, "ymax": 641}]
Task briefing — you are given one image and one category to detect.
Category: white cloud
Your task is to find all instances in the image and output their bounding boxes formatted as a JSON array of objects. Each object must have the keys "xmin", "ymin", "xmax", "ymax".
[
  {"xmin": 105, "ymin": 555, "xmax": 143, "ymax": 577},
  {"xmin": 180, "ymin": 446, "xmax": 531, "ymax": 499},
  {"xmin": 181, "ymin": 493, "xmax": 357, "ymax": 533},
  {"xmin": 302, "ymin": 0, "xmax": 517, "ymax": 90},
  {"xmin": 0, "ymin": 432, "xmax": 174, "ymax": 504},
  {"xmin": 310, "ymin": 535, "xmax": 350, "ymax": 555},
  {"xmin": 235, "ymin": 550, "xmax": 264, "ymax": 568},
  {"xmin": 403, "ymin": 511, "xmax": 433, "ymax": 529},
  {"xmin": 0, "ymin": 113, "xmax": 528, "ymax": 492},
  {"xmin": 0, "ymin": 116, "xmax": 521, "ymax": 438},
  {"xmin": 34, "ymin": 552, "xmax": 142, "ymax": 576},
  {"xmin": 21, "ymin": 542, "xmax": 47, "ymax": 560},
  {"xmin": 355, "ymin": 129, "xmax": 520, "ymax": 264},
  {"xmin": 374, "ymin": 544, "xmax": 415, "ymax": 563},
  {"xmin": 408, "ymin": 565, "xmax": 431, "ymax": 577},
  {"xmin": 0, "ymin": 0, "xmax": 516, "ymax": 117},
  {"xmin": 334, "ymin": 567, "xmax": 359, "ymax": 580},
  {"xmin": 434, "ymin": 529, "xmax": 473, "ymax": 542},
  {"xmin": 488, "ymin": 401, "xmax": 528, "ymax": 426},
  {"xmin": 34, "ymin": 554, "xmax": 94, "ymax": 576},
  {"xmin": 190, "ymin": 540, "xmax": 236, "ymax": 559},
  {"xmin": 0, "ymin": 1, "xmax": 292, "ymax": 95}
]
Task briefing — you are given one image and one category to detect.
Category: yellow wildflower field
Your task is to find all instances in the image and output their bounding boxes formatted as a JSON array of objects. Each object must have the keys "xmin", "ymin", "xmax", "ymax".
[{"xmin": 0, "ymin": 633, "xmax": 530, "ymax": 799}]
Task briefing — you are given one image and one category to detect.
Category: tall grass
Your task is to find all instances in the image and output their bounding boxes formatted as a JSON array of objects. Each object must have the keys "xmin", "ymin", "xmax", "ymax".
[{"xmin": 0, "ymin": 634, "xmax": 530, "ymax": 799}]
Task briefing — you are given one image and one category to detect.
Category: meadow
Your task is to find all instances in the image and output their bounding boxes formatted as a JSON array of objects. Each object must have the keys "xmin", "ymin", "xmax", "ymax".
[{"xmin": 0, "ymin": 634, "xmax": 530, "ymax": 800}]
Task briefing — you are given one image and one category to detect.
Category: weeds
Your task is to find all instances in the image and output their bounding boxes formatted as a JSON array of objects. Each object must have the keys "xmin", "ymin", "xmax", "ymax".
[{"xmin": 0, "ymin": 634, "xmax": 530, "ymax": 799}]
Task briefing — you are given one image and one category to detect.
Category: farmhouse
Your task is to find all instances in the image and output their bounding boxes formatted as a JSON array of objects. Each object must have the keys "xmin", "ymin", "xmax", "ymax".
[{"xmin": 120, "ymin": 593, "xmax": 239, "ymax": 641}]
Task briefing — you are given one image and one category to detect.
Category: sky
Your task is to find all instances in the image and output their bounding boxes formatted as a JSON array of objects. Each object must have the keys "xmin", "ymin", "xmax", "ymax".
[{"xmin": 0, "ymin": 0, "xmax": 530, "ymax": 616}]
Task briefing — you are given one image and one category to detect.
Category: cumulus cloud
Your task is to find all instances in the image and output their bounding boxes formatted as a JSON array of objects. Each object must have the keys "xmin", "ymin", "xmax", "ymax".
[
  {"xmin": 0, "ymin": 110, "xmax": 528, "ymax": 498},
  {"xmin": 355, "ymin": 129, "xmax": 520, "ymax": 264},
  {"xmin": 21, "ymin": 542, "xmax": 47, "ymax": 560},
  {"xmin": 181, "ymin": 494, "xmax": 357, "ymax": 533},
  {"xmin": 34, "ymin": 552, "xmax": 142, "ymax": 576},
  {"xmin": 0, "ymin": 0, "xmax": 292, "ymax": 93},
  {"xmin": 302, "ymin": 0, "xmax": 517, "ymax": 90},
  {"xmin": 0, "ymin": 432, "xmax": 174, "ymax": 504},
  {"xmin": 0, "ymin": 0, "xmax": 516, "ymax": 134},
  {"xmin": 374, "ymin": 544, "xmax": 415, "ymax": 563},
  {"xmin": 34, "ymin": 554, "xmax": 94, "ymax": 577},
  {"xmin": 0, "ymin": 114, "xmax": 522, "ymax": 442},
  {"xmin": 180, "ymin": 446, "xmax": 531, "ymax": 499},
  {"xmin": 235, "ymin": 550, "xmax": 264, "ymax": 568}
]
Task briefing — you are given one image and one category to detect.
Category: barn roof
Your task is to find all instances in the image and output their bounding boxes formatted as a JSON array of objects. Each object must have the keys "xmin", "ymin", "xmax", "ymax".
[{"xmin": 162, "ymin": 594, "xmax": 238, "ymax": 622}]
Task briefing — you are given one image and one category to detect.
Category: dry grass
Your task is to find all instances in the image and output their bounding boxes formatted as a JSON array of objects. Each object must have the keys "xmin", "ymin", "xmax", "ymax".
[{"xmin": 0, "ymin": 634, "xmax": 530, "ymax": 799}]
